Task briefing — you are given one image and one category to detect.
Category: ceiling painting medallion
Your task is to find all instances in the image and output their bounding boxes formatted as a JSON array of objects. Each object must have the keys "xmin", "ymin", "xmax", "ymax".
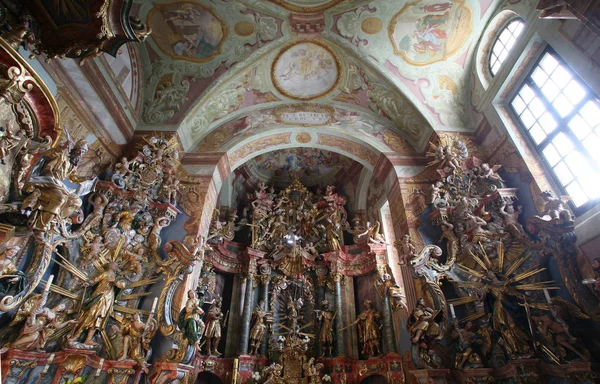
[
  {"xmin": 361, "ymin": 17, "xmax": 383, "ymax": 35},
  {"xmin": 388, "ymin": 0, "xmax": 472, "ymax": 66},
  {"xmin": 272, "ymin": 40, "xmax": 341, "ymax": 101},
  {"xmin": 147, "ymin": 2, "xmax": 228, "ymax": 63},
  {"xmin": 274, "ymin": 104, "xmax": 335, "ymax": 126},
  {"xmin": 295, "ymin": 132, "xmax": 312, "ymax": 143},
  {"xmin": 266, "ymin": 0, "xmax": 347, "ymax": 13}
]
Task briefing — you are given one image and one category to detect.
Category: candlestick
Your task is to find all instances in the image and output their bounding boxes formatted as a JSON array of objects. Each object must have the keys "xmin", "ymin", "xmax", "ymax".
[
  {"xmin": 543, "ymin": 288, "xmax": 552, "ymax": 304},
  {"xmin": 44, "ymin": 275, "xmax": 54, "ymax": 292},
  {"xmin": 151, "ymin": 297, "xmax": 158, "ymax": 314}
]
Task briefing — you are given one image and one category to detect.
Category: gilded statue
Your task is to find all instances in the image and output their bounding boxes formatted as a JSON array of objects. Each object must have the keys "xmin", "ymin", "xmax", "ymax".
[
  {"xmin": 263, "ymin": 363, "xmax": 284, "ymax": 384},
  {"xmin": 532, "ymin": 297, "xmax": 591, "ymax": 363},
  {"xmin": 117, "ymin": 313, "xmax": 158, "ymax": 369},
  {"xmin": 314, "ymin": 300, "xmax": 335, "ymax": 357},
  {"xmin": 408, "ymin": 298, "xmax": 442, "ymax": 346},
  {"xmin": 0, "ymin": 121, "xmax": 22, "ymax": 165},
  {"xmin": 249, "ymin": 300, "xmax": 273, "ymax": 356},
  {"xmin": 204, "ymin": 296, "xmax": 224, "ymax": 356},
  {"xmin": 451, "ymin": 321, "xmax": 483, "ymax": 369},
  {"xmin": 22, "ymin": 138, "xmax": 89, "ymax": 233},
  {"xmin": 177, "ymin": 290, "xmax": 205, "ymax": 352},
  {"xmin": 303, "ymin": 357, "xmax": 324, "ymax": 384},
  {"xmin": 345, "ymin": 299, "xmax": 382, "ymax": 358},
  {"xmin": 481, "ymin": 271, "xmax": 531, "ymax": 358},
  {"xmin": 0, "ymin": 245, "xmax": 24, "ymax": 296},
  {"xmin": 284, "ymin": 296, "xmax": 304, "ymax": 338},
  {"xmin": 68, "ymin": 262, "xmax": 124, "ymax": 348}
]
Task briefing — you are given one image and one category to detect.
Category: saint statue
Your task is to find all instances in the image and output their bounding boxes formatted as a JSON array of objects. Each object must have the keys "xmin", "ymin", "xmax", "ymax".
[
  {"xmin": 345, "ymin": 299, "xmax": 382, "ymax": 358},
  {"xmin": 204, "ymin": 296, "xmax": 224, "ymax": 356},
  {"xmin": 177, "ymin": 290, "xmax": 205, "ymax": 352},
  {"xmin": 249, "ymin": 300, "xmax": 273, "ymax": 355},
  {"xmin": 117, "ymin": 312, "xmax": 158, "ymax": 369},
  {"xmin": 68, "ymin": 262, "xmax": 124, "ymax": 348},
  {"xmin": 315, "ymin": 300, "xmax": 335, "ymax": 357},
  {"xmin": 0, "ymin": 246, "xmax": 24, "ymax": 296}
]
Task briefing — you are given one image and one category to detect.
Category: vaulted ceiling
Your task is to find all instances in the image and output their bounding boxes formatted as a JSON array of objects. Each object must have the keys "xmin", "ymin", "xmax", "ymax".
[{"xmin": 134, "ymin": 0, "xmax": 502, "ymax": 156}]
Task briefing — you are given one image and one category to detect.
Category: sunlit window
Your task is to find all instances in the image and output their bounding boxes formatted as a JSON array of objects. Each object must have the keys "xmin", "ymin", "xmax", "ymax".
[
  {"xmin": 510, "ymin": 50, "xmax": 600, "ymax": 211},
  {"xmin": 490, "ymin": 19, "xmax": 525, "ymax": 76}
]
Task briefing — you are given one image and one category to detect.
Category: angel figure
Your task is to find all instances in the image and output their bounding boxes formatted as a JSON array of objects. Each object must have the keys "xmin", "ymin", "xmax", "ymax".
[
  {"xmin": 117, "ymin": 312, "xmax": 158, "ymax": 369},
  {"xmin": 478, "ymin": 163, "xmax": 504, "ymax": 184},
  {"xmin": 366, "ymin": 221, "xmax": 386, "ymax": 244},
  {"xmin": 347, "ymin": 216, "xmax": 369, "ymax": 244},
  {"xmin": 537, "ymin": 190, "xmax": 574, "ymax": 223},
  {"xmin": 428, "ymin": 138, "xmax": 468, "ymax": 173},
  {"xmin": 532, "ymin": 297, "xmax": 591, "ymax": 362}
]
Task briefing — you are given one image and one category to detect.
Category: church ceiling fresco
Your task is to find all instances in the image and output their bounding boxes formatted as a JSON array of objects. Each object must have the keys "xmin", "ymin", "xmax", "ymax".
[
  {"xmin": 194, "ymin": 104, "xmax": 418, "ymax": 155},
  {"xmin": 240, "ymin": 148, "xmax": 359, "ymax": 188},
  {"xmin": 135, "ymin": 0, "xmax": 502, "ymax": 154}
]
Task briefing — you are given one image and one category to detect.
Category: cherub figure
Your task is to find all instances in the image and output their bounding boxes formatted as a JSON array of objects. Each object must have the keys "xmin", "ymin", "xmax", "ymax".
[
  {"xmin": 478, "ymin": 163, "xmax": 504, "ymax": 184},
  {"xmin": 79, "ymin": 235, "xmax": 104, "ymax": 269},
  {"xmin": 397, "ymin": 234, "xmax": 417, "ymax": 265},
  {"xmin": 499, "ymin": 202, "xmax": 524, "ymax": 235},
  {"xmin": 430, "ymin": 181, "xmax": 445, "ymax": 204}
]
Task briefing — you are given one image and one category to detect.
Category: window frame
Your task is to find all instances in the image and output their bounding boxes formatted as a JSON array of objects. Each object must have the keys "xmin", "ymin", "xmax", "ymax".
[
  {"xmin": 488, "ymin": 17, "xmax": 525, "ymax": 78},
  {"xmin": 508, "ymin": 47, "xmax": 600, "ymax": 215}
]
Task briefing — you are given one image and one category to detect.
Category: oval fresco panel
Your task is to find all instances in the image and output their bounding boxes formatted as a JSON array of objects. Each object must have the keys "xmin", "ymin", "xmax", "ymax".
[
  {"xmin": 148, "ymin": 2, "xmax": 227, "ymax": 63},
  {"xmin": 272, "ymin": 40, "xmax": 341, "ymax": 101},
  {"xmin": 388, "ymin": 0, "xmax": 472, "ymax": 66}
]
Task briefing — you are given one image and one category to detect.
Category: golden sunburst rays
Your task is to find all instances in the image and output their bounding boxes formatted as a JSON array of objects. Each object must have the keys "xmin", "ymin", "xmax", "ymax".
[
  {"xmin": 426, "ymin": 136, "xmax": 452, "ymax": 168},
  {"xmin": 450, "ymin": 244, "xmax": 559, "ymax": 323}
]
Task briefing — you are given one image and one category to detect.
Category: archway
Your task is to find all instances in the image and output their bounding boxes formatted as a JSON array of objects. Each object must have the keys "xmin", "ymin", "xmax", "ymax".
[
  {"xmin": 360, "ymin": 374, "xmax": 388, "ymax": 384},
  {"xmin": 195, "ymin": 372, "xmax": 223, "ymax": 384}
]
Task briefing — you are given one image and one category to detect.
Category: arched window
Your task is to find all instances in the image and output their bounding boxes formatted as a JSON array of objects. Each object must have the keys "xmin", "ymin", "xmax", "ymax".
[
  {"xmin": 490, "ymin": 19, "xmax": 525, "ymax": 76},
  {"xmin": 510, "ymin": 49, "xmax": 600, "ymax": 212}
]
